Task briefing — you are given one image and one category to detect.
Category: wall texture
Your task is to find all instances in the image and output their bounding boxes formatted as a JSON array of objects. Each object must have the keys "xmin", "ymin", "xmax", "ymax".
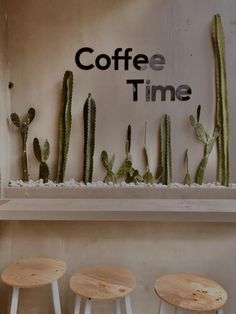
[
  {"xmin": 0, "ymin": 0, "xmax": 9, "ymax": 189},
  {"xmin": 0, "ymin": 221, "xmax": 235, "ymax": 314},
  {"xmin": 6, "ymin": 0, "xmax": 236, "ymax": 183}
]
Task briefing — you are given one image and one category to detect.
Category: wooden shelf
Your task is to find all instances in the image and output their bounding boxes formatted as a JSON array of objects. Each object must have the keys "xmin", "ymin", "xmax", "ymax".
[{"xmin": 0, "ymin": 198, "xmax": 235, "ymax": 222}]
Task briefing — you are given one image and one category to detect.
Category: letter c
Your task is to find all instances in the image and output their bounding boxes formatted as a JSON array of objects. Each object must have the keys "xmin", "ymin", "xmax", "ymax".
[{"xmin": 75, "ymin": 47, "xmax": 94, "ymax": 70}]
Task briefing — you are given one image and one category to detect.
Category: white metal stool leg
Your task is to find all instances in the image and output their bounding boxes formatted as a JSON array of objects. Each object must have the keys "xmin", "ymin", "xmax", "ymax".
[
  {"xmin": 74, "ymin": 295, "xmax": 81, "ymax": 314},
  {"xmin": 124, "ymin": 295, "xmax": 133, "ymax": 314},
  {"xmin": 10, "ymin": 287, "xmax": 19, "ymax": 314},
  {"xmin": 217, "ymin": 309, "xmax": 224, "ymax": 314},
  {"xmin": 84, "ymin": 299, "xmax": 92, "ymax": 314},
  {"xmin": 158, "ymin": 300, "xmax": 165, "ymax": 314},
  {"xmin": 51, "ymin": 280, "xmax": 62, "ymax": 314},
  {"xmin": 175, "ymin": 308, "xmax": 183, "ymax": 314},
  {"xmin": 115, "ymin": 298, "xmax": 121, "ymax": 314}
]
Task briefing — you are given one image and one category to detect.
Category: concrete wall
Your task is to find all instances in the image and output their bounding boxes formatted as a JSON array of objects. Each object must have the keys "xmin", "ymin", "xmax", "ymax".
[
  {"xmin": 6, "ymin": 0, "xmax": 236, "ymax": 183},
  {"xmin": 0, "ymin": 0, "xmax": 9, "ymax": 191},
  {"xmin": 0, "ymin": 221, "xmax": 235, "ymax": 314}
]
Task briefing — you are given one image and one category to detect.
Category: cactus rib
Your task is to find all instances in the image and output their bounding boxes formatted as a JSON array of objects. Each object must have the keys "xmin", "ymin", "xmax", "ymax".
[{"xmin": 56, "ymin": 70, "xmax": 73, "ymax": 183}]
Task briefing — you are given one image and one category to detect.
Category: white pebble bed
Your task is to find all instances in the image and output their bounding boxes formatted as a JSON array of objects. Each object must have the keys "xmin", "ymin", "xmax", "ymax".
[{"xmin": 8, "ymin": 179, "xmax": 236, "ymax": 189}]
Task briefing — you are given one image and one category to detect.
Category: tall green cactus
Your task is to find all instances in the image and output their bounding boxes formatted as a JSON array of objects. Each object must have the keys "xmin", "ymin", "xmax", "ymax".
[
  {"xmin": 10, "ymin": 108, "xmax": 35, "ymax": 182},
  {"xmin": 212, "ymin": 14, "xmax": 229, "ymax": 186},
  {"xmin": 33, "ymin": 138, "xmax": 50, "ymax": 183},
  {"xmin": 159, "ymin": 114, "xmax": 172, "ymax": 185},
  {"xmin": 56, "ymin": 70, "xmax": 73, "ymax": 183},
  {"xmin": 83, "ymin": 93, "xmax": 96, "ymax": 183},
  {"xmin": 190, "ymin": 105, "xmax": 221, "ymax": 185},
  {"xmin": 143, "ymin": 122, "xmax": 154, "ymax": 184}
]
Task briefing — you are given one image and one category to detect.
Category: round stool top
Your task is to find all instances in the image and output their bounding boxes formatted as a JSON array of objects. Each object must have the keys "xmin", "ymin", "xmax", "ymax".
[
  {"xmin": 70, "ymin": 265, "xmax": 136, "ymax": 300},
  {"xmin": 1, "ymin": 256, "xmax": 66, "ymax": 288},
  {"xmin": 154, "ymin": 272, "xmax": 227, "ymax": 312}
]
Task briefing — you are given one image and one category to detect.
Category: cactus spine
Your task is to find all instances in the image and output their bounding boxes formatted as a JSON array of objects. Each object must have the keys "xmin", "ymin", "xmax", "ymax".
[
  {"xmin": 159, "ymin": 114, "xmax": 172, "ymax": 185},
  {"xmin": 56, "ymin": 70, "xmax": 73, "ymax": 183},
  {"xmin": 33, "ymin": 138, "xmax": 50, "ymax": 183},
  {"xmin": 10, "ymin": 108, "xmax": 35, "ymax": 182},
  {"xmin": 212, "ymin": 14, "xmax": 229, "ymax": 186},
  {"xmin": 189, "ymin": 105, "xmax": 221, "ymax": 185},
  {"xmin": 83, "ymin": 93, "xmax": 96, "ymax": 183}
]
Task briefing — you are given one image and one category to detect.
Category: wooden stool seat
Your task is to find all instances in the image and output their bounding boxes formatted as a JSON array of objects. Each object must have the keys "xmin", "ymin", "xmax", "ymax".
[
  {"xmin": 70, "ymin": 265, "xmax": 136, "ymax": 300},
  {"xmin": 1, "ymin": 256, "xmax": 66, "ymax": 288},
  {"xmin": 154, "ymin": 272, "xmax": 228, "ymax": 312}
]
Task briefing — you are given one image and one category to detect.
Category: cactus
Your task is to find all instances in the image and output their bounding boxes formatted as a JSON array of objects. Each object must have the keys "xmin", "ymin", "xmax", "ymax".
[
  {"xmin": 10, "ymin": 108, "xmax": 35, "ymax": 182},
  {"xmin": 190, "ymin": 105, "xmax": 221, "ymax": 185},
  {"xmin": 33, "ymin": 138, "xmax": 50, "ymax": 183},
  {"xmin": 183, "ymin": 149, "xmax": 191, "ymax": 185},
  {"xmin": 117, "ymin": 125, "xmax": 143, "ymax": 184},
  {"xmin": 159, "ymin": 114, "xmax": 172, "ymax": 185},
  {"xmin": 83, "ymin": 93, "xmax": 96, "ymax": 184},
  {"xmin": 101, "ymin": 150, "xmax": 117, "ymax": 184},
  {"xmin": 212, "ymin": 14, "xmax": 229, "ymax": 186},
  {"xmin": 143, "ymin": 122, "xmax": 154, "ymax": 184},
  {"xmin": 56, "ymin": 70, "xmax": 73, "ymax": 183}
]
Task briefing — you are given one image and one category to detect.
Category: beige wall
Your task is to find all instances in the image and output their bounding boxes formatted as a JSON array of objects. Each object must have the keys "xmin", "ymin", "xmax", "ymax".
[
  {"xmin": 0, "ymin": 221, "xmax": 235, "ymax": 314},
  {"xmin": 6, "ymin": 0, "xmax": 236, "ymax": 183},
  {"xmin": 0, "ymin": 0, "xmax": 9, "ymax": 190}
]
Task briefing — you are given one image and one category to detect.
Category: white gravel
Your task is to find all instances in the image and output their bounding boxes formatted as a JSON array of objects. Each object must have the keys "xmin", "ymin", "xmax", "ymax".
[{"xmin": 8, "ymin": 179, "xmax": 236, "ymax": 188}]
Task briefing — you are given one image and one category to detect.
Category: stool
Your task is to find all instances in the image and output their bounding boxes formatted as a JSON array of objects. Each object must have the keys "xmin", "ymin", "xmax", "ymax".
[
  {"xmin": 70, "ymin": 265, "xmax": 136, "ymax": 314},
  {"xmin": 1, "ymin": 256, "xmax": 66, "ymax": 314},
  {"xmin": 154, "ymin": 272, "xmax": 227, "ymax": 314}
]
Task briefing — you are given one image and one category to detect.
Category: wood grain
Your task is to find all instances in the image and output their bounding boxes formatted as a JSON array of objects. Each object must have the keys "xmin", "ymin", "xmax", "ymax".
[
  {"xmin": 70, "ymin": 265, "xmax": 136, "ymax": 300},
  {"xmin": 154, "ymin": 272, "xmax": 228, "ymax": 311},
  {"xmin": 1, "ymin": 256, "xmax": 66, "ymax": 288}
]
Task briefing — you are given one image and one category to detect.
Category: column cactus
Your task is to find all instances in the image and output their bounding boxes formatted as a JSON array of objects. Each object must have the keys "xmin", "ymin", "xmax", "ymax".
[
  {"xmin": 83, "ymin": 93, "xmax": 96, "ymax": 184},
  {"xmin": 159, "ymin": 114, "xmax": 172, "ymax": 185},
  {"xmin": 143, "ymin": 122, "xmax": 154, "ymax": 184},
  {"xmin": 189, "ymin": 105, "xmax": 221, "ymax": 185},
  {"xmin": 183, "ymin": 149, "xmax": 191, "ymax": 185},
  {"xmin": 10, "ymin": 107, "xmax": 35, "ymax": 182},
  {"xmin": 56, "ymin": 70, "xmax": 73, "ymax": 183},
  {"xmin": 211, "ymin": 14, "xmax": 229, "ymax": 186},
  {"xmin": 33, "ymin": 138, "xmax": 50, "ymax": 183}
]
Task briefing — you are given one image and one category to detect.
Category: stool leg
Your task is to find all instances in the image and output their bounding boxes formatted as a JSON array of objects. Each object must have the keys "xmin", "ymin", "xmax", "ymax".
[
  {"xmin": 217, "ymin": 309, "xmax": 224, "ymax": 314},
  {"xmin": 51, "ymin": 280, "xmax": 62, "ymax": 314},
  {"xmin": 84, "ymin": 299, "xmax": 92, "ymax": 314},
  {"xmin": 158, "ymin": 300, "xmax": 165, "ymax": 314},
  {"xmin": 124, "ymin": 295, "xmax": 133, "ymax": 314},
  {"xmin": 10, "ymin": 287, "xmax": 19, "ymax": 314},
  {"xmin": 74, "ymin": 295, "xmax": 81, "ymax": 314},
  {"xmin": 115, "ymin": 298, "xmax": 121, "ymax": 314},
  {"xmin": 175, "ymin": 308, "xmax": 183, "ymax": 314}
]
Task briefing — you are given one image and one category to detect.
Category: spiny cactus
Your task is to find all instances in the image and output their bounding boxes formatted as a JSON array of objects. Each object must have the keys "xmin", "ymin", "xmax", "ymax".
[
  {"xmin": 56, "ymin": 70, "xmax": 73, "ymax": 183},
  {"xmin": 159, "ymin": 114, "xmax": 172, "ymax": 185},
  {"xmin": 143, "ymin": 122, "xmax": 154, "ymax": 184},
  {"xmin": 183, "ymin": 149, "xmax": 191, "ymax": 185},
  {"xmin": 212, "ymin": 14, "xmax": 229, "ymax": 186},
  {"xmin": 101, "ymin": 150, "xmax": 117, "ymax": 184},
  {"xmin": 33, "ymin": 138, "xmax": 50, "ymax": 183},
  {"xmin": 10, "ymin": 107, "xmax": 35, "ymax": 182},
  {"xmin": 117, "ymin": 125, "xmax": 143, "ymax": 184},
  {"xmin": 190, "ymin": 105, "xmax": 221, "ymax": 185},
  {"xmin": 83, "ymin": 93, "xmax": 96, "ymax": 184}
]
